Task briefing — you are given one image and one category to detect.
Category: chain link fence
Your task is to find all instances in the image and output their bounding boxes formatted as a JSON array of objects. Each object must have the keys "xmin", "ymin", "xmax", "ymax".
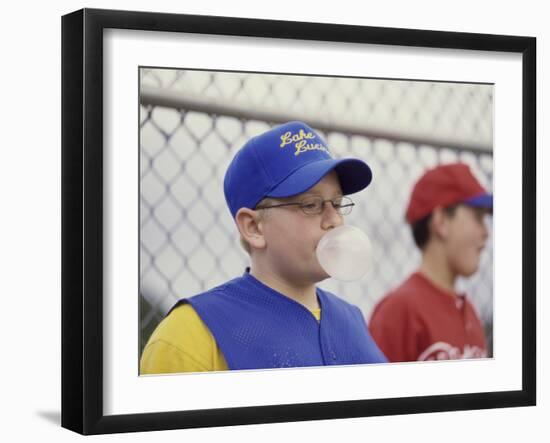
[{"xmin": 139, "ymin": 68, "xmax": 494, "ymax": 357}]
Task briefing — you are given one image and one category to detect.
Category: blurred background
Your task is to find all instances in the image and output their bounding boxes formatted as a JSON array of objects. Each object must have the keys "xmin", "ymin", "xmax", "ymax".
[{"xmin": 139, "ymin": 68, "xmax": 494, "ymax": 358}]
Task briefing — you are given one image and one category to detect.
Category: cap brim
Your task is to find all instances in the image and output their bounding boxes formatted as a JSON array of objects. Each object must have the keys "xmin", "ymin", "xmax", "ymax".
[
  {"xmin": 266, "ymin": 158, "xmax": 372, "ymax": 198},
  {"xmin": 464, "ymin": 193, "xmax": 493, "ymax": 210}
]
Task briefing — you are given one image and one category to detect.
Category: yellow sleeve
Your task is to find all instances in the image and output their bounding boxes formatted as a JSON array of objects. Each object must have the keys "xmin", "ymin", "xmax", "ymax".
[{"xmin": 140, "ymin": 303, "xmax": 228, "ymax": 374}]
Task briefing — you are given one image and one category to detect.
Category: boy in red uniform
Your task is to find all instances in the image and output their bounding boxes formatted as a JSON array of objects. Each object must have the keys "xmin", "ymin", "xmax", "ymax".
[{"xmin": 369, "ymin": 163, "xmax": 492, "ymax": 362}]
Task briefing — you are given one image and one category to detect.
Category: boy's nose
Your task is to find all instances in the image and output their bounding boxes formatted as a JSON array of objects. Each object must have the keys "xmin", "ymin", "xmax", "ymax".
[
  {"xmin": 481, "ymin": 219, "xmax": 489, "ymax": 240},
  {"xmin": 321, "ymin": 202, "xmax": 344, "ymax": 230}
]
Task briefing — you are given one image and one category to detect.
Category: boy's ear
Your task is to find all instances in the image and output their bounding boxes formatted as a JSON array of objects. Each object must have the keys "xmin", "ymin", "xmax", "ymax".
[
  {"xmin": 430, "ymin": 206, "xmax": 450, "ymax": 240},
  {"xmin": 235, "ymin": 208, "xmax": 266, "ymax": 251}
]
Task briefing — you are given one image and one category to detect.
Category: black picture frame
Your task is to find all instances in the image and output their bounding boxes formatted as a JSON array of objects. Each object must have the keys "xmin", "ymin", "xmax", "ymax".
[{"xmin": 61, "ymin": 8, "xmax": 536, "ymax": 435}]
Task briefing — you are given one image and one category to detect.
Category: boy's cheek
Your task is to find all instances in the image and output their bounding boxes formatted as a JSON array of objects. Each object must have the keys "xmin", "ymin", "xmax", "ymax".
[{"xmin": 457, "ymin": 245, "xmax": 482, "ymax": 275}]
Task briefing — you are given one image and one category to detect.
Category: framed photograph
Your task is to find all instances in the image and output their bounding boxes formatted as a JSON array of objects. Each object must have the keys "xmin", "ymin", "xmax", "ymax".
[{"xmin": 61, "ymin": 8, "xmax": 536, "ymax": 435}]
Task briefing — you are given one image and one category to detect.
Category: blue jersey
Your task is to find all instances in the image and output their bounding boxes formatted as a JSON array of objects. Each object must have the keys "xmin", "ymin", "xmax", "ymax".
[{"xmin": 175, "ymin": 272, "xmax": 387, "ymax": 370}]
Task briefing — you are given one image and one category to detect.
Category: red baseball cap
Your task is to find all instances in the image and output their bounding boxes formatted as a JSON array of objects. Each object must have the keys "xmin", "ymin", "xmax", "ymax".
[{"xmin": 405, "ymin": 162, "xmax": 493, "ymax": 224}]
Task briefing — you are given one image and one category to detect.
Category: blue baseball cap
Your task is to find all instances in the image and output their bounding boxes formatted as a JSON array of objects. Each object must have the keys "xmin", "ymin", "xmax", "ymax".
[{"xmin": 223, "ymin": 121, "xmax": 373, "ymax": 218}]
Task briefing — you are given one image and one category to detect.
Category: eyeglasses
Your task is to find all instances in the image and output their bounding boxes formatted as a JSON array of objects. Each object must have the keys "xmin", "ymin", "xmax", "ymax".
[{"xmin": 256, "ymin": 195, "xmax": 355, "ymax": 215}]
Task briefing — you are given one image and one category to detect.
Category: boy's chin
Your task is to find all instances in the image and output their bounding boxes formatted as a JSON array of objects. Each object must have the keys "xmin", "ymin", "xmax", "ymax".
[
  {"xmin": 457, "ymin": 263, "xmax": 480, "ymax": 278},
  {"xmin": 314, "ymin": 268, "xmax": 331, "ymax": 283}
]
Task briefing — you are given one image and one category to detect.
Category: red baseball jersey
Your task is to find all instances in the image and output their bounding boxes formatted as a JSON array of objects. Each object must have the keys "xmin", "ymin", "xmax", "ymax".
[{"xmin": 368, "ymin": 272, "xmax": 488, "ymax": 362}]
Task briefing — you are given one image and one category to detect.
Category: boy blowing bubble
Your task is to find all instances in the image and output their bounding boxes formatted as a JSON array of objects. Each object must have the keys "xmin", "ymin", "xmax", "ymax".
[{"xmin": 140, "ymin": 121, "xmax": 387, "ymax": 373}]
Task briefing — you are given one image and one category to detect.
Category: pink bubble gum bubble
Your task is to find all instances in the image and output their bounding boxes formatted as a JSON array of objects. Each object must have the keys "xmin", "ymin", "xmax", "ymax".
[{"xmin": 316, "ymin": 225, "xmax": 372, "ymax": 282}]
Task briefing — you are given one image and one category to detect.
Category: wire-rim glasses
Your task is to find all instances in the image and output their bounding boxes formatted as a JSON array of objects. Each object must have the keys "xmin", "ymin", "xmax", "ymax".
[{"xmin": 255, "ymin": 195, "xmax": 355, "ymax": 215}]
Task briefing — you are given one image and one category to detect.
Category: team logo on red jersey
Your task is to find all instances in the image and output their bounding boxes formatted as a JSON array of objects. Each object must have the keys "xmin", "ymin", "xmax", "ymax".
[{"xmin": 417, "ymin": 342, "xmax": 487, "ymax": 361}]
